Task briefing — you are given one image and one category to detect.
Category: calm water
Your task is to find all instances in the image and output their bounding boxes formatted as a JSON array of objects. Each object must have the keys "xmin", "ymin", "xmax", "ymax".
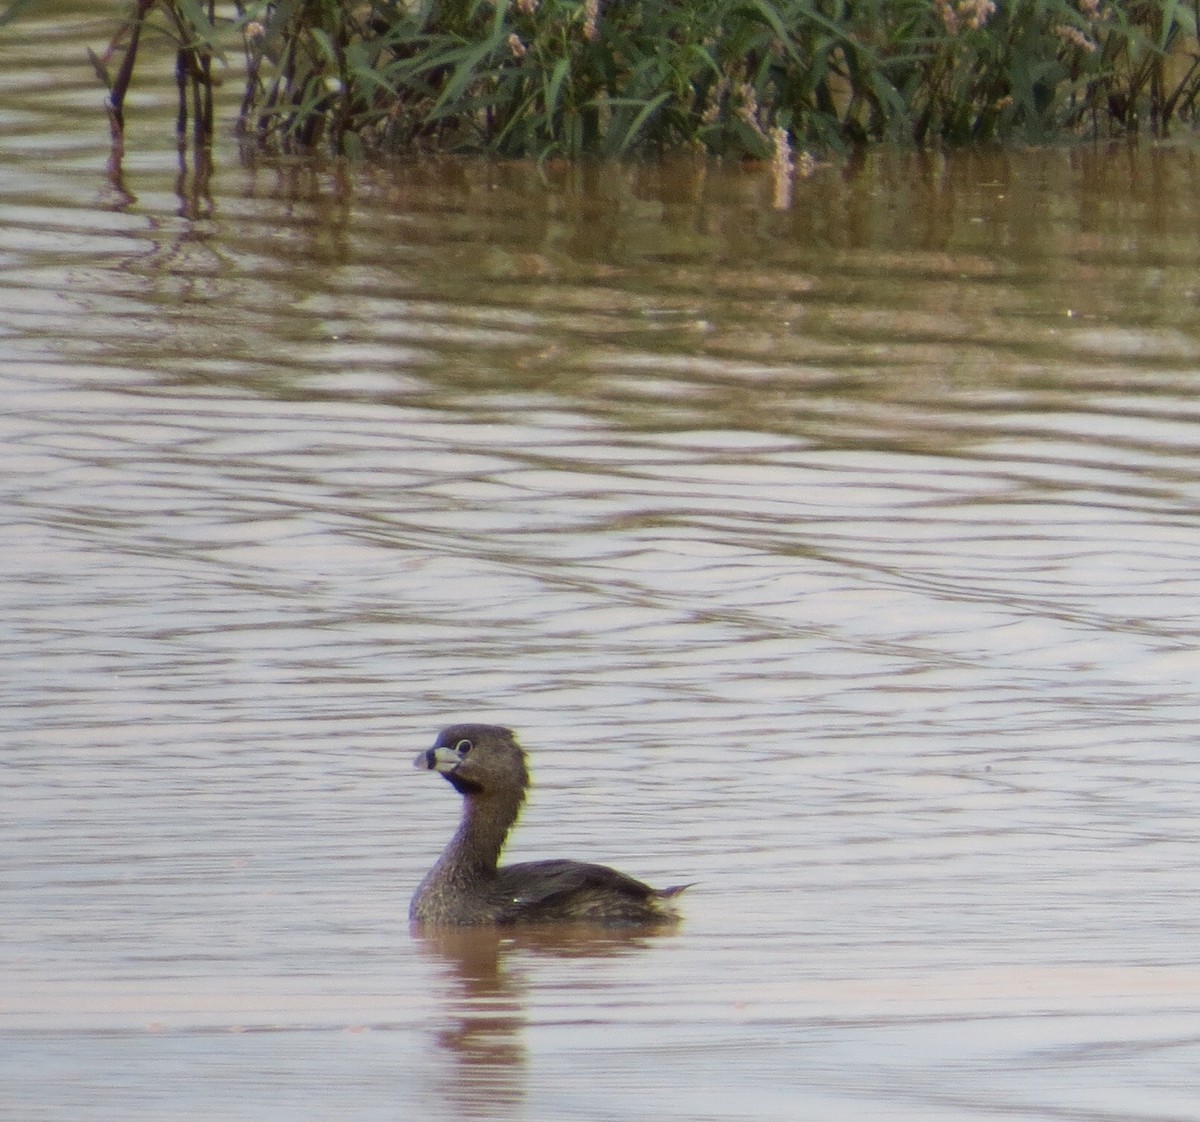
[{"xmin": 6, "ymin": 8, "xmax": 1200, "ymax": 1122}]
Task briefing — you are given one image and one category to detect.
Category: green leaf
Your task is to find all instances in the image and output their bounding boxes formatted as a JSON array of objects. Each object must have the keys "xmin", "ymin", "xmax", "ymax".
[
  {"xmin": 348, "ymin": 63, "xmax": 398, "ymax": 99},
  {"xmin": 309, "ymin": 27, "xmax": 340, "ymax": 69},
  {"xmin": 1159, "ymin": 0, "xmax": 1182, "ymax": 49},
  {"xmin": 86, "ymin": 46, "xmax": 112, "ymax": 92},
  {"xmin": 429, "ymin": 40, "xmax": 497, "ymax": 115},
  {"xmin": 620, "ymin": 92, "xmax": 672, "ymax": 151},
  {"xmin": 172, "ymin": 0, "xmax": 228, "ymax": 61},
  {"xmin": 544, "ymin": 55, "xmax": 570, "ymax": 118}
]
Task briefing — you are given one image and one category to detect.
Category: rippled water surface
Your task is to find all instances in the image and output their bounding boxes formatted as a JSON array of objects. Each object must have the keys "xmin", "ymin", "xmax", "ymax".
[{"xmin": 7, "ymin": 9, "xmax": 1200, "ymax": 1122}]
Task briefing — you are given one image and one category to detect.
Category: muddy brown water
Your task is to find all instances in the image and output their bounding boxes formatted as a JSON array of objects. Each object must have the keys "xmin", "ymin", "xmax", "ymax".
[{"xmin": 6, "ymin": 8, "xmax": 1200, "ymax": 1121}]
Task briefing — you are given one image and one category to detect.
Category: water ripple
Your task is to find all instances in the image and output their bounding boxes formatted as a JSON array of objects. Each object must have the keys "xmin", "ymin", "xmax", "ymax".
[{"xmin": 5, "ymin": 33, "xmax": 1200, "ymax": 1115}]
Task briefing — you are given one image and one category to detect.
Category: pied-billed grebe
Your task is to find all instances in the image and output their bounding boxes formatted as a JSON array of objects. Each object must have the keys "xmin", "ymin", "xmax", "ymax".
[{"xmin": 409, "ymin": 723, "xmax": 688, "ymax": 927}]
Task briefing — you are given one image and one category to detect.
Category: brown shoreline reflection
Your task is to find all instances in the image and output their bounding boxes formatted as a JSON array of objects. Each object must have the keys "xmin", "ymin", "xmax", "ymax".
[{"xmin": 412, "ymin": 924, "xmax": 671, "ymax": 1119}]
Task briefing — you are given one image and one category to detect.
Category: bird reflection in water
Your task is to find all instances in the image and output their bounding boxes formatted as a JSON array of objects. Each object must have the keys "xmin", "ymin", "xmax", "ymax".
[{"xmin": 413, "ymin": 923, "xmax": 671, "ymax": 1119}]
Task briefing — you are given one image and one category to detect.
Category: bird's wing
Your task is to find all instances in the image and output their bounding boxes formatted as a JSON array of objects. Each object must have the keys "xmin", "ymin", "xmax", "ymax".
[{"xmin": 493, "ymin": 859, "xmax": 659, "ymax": 920}]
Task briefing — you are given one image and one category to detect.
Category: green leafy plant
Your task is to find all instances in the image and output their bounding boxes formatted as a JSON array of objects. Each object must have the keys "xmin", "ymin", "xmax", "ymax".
[{"xmin": 7, "ymin": 0, "xmax": 1200, "ymax": 158}]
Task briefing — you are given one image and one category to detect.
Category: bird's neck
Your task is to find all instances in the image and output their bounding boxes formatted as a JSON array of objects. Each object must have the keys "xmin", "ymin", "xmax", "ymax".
[{"xmin": 438, "ymin": 788, "xmax": 524, "ymax": 881}]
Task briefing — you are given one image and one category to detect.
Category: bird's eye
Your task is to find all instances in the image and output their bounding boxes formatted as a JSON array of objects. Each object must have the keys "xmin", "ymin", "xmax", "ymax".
[{"xmin": 455, "ymin": 739, "xmax": 473, "ymax": 754}]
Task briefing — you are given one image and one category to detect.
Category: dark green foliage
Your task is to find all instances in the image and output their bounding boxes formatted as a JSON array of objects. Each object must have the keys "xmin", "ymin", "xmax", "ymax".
[
  {"xmin": 230, "ymin": 0, "xmax": 1200, "ymax": 155},
  {"xmin": 10, "ymin": 0, "xmax": 1200, "ymax": 157}
]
